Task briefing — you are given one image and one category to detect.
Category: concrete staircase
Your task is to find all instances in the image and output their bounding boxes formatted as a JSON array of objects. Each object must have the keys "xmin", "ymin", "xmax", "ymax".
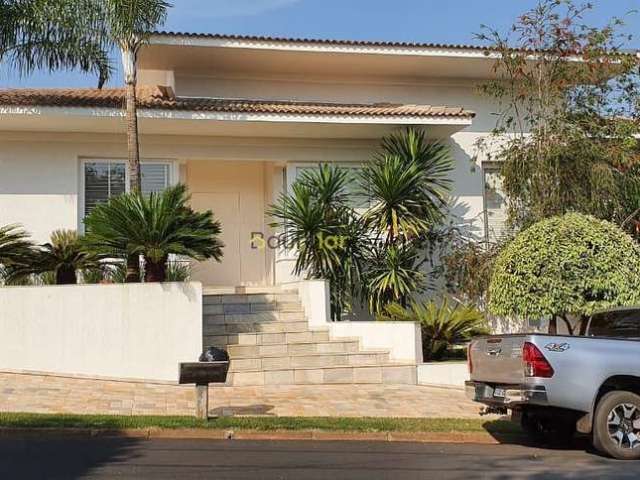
[{"xmin": 202, "ymin": 287, "xmax": 417, "ymax": 386}]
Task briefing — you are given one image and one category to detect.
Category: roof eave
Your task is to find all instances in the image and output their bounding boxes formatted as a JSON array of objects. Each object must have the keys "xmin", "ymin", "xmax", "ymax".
[{"xmin": 0, "ymin": 105, "xmax": 474, "ymax": 126}]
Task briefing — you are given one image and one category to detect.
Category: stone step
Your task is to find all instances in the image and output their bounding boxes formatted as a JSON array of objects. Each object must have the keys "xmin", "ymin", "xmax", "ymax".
[
  {"xmin": 229, "ymin": 351, "xmax": 390, "ymax": 372},
  {"xmin": 203, "ymin": 286, "xmax": 297, "ymax": 295},
  {"xmin": 223, "ymin": 364, "xmax": 417, "ymax": 386},
  {"xmin": 203, "ymin": 330, "xmax": 331, "ymax": 347},
  {"xmin": 203, "ymin": 321, "xmax": 312, "ymax": 336},
  {"xmin": 223, "ymin": 340, "xmax": 360, "ymax": 357},
  {"xmin": 203, "ymin": 311, "xmax": 304, "ymax": 323},
  {"xmin": 203, "ymin": 293, "xmax": 300, "ymax": 305},
  {"xmin": 202, "ymin": 303, "xmax": 304, "ymax": 321}
]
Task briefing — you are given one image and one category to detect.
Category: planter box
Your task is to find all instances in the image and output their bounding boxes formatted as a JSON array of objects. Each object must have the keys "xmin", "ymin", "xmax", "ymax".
[{"xmin": 0, "ymin": 282, "xmax": 202, "ymax": 382}]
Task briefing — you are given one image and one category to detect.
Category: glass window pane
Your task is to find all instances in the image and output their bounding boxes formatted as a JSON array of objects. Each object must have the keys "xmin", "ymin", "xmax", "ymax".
[
  {"xmin": 84, "ymin": 161, "xmax": 125, "ymax": 217},
  {"xmin": 84, "ymin": 162, "xmax": 110, "ymax": 217},
  {"xmin": 141, "ymin": 163, "xmax": 169, "ymax": 195}
]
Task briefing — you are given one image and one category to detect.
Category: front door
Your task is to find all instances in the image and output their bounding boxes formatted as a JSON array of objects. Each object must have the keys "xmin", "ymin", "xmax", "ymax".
[{"xmin": 187, "ymin": 160, "xmax": 268, "ymax": 286}]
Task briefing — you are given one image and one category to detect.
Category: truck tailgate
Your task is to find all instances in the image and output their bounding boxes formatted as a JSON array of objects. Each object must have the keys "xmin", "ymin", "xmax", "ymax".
[{"xmin": 470, "ymin": 335, "xmax": 526, "ymax": 384}]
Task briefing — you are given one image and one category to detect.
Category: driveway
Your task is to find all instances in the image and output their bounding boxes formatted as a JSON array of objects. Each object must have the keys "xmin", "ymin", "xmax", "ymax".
[{"xmin": 1, "ymin": 436, "xmax": 638, "ymax": 479}]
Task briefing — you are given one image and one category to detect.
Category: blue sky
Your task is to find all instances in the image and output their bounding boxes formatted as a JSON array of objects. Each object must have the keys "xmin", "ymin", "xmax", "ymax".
[{"xmin": 1, "ymin": 0, "xmax": 639, "ymax": 88}]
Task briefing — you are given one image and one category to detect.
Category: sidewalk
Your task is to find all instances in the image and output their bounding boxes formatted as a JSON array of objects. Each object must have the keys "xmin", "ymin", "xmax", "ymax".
[{"xmin": 1, "ymin": 370, "xmax": 480, "ymax": 418}]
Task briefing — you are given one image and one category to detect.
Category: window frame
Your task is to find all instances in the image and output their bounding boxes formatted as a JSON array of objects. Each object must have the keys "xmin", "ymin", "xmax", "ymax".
[
  {"xmin": 78, "ymin": 158, "xmax": 177, "ymax": 231},
  {"xmin": 482, "ymin": 161, "xmax": 509, "ymax": 244}
]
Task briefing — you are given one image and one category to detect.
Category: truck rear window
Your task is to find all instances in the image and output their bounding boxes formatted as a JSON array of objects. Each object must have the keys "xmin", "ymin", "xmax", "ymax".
[{"xmin": 588, "ymin": 310, "xmax": 640, "ymax": 338}]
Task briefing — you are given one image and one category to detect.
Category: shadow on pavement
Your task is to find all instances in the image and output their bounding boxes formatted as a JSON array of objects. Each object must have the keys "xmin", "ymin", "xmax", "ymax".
[{"xmin": 0, "ymin": 435, "xmax": 144, "ymax": 479}]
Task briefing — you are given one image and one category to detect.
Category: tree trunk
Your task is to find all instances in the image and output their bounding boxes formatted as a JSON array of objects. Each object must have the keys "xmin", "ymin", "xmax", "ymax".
[
  {"xmin": 125, "ymin": 81, "xmax": 141, "ymax": 193},
  {"xmin": 548, "ymin": 316, "xmax": 558, "ymax": 335},
  {"xmin": 145, "ymin": 259, "xmax": 167, "ymax": 283},
  {"xmin": 56, "ymin": 267, "xmax": 77, "ymax": 285},
  {"xmin": 121, "ymin": 46, "xmax": 141, "ymax": 194},
  {"xmin": 125, "ymin": 254, "xmax": 140, "ymax": 283}
]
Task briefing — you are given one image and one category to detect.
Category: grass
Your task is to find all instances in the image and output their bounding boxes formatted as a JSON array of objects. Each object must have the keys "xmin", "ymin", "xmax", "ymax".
[{"xmin": 0, "ymin": 412, "xmax": 520, "ymax": 434}]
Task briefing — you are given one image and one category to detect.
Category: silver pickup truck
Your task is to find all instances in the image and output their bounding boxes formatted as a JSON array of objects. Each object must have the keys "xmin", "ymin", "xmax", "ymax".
[{"xmin": 466, "ymin": 307, "xmax": 640, "ymax": 460}]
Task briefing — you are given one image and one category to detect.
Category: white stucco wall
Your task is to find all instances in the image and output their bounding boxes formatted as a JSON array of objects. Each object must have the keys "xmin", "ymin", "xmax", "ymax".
[
  {"xmin": 0, "ymin": 282, "xmax": 203, "ymax": 382},
  {"xmin": 417, "ymin": 362, "xmax": 470, "ymax": 389},
  {"xmin": 285, "ymin": 279, "xmax": 423, "ymax": 364}
]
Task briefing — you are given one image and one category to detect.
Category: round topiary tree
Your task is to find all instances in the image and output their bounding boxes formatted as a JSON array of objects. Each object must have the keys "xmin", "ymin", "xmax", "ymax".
[{"xmin": 489, "ymin": 212, "xmax": 640, "ymax": 334}]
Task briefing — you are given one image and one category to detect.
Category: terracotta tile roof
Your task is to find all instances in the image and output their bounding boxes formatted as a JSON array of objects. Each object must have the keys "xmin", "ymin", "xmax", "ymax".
[
  {"xmin": 0, "ymin": 86, "xmax": 475, "ymax": 119},
  {"xmin": 152, "ymin": 32, "xmax": 639, "ymax": 56},
  {"xmin": 153, "ymin": 31, "xmax": 493, "ymax": 52}
]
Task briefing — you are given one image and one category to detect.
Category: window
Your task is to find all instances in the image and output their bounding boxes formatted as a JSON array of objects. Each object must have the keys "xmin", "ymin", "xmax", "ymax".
[
  {"xmin": 483, "ymin": 163, "xmax": 509, "ymax": 243},
  {"xmin": 588, "ymin": 310, "xmax": 640, "ymax": 339},
  {"xmin": 83, "ymin": 160, "xmax": 171, "ymax": 218}
]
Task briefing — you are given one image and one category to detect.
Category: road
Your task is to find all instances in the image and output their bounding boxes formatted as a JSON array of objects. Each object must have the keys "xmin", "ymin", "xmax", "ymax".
[{"xmin": 1, "ymin": 436, "xmax": 639, "ymax": 479}]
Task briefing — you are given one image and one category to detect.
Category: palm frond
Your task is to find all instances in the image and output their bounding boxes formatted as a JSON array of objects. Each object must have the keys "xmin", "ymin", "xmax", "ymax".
[{"xmin": 83, "ymin": 184, "xmax": 224, "ymax": 282}]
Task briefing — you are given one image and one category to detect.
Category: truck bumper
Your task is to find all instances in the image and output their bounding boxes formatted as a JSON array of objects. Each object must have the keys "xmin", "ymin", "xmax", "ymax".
[{"xmin": 465, "ymin": 381, "xmax": 549, "ymax": 407}]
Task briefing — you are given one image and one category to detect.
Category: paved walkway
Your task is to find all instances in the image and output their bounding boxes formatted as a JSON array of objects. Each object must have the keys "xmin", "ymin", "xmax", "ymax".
[{"xmin": 1, "ymin": 371, "xmax": 480, "ymax": 418}]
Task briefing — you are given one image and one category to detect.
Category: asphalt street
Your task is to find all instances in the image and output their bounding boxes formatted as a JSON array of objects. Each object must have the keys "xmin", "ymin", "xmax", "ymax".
[{"xmin": 1, "ymin": 436, "xmax": 639, "ymax": 479}]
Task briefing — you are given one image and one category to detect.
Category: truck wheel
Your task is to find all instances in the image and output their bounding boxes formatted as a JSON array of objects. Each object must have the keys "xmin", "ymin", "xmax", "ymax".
[
  {"xmin": 520, "ymin": 410, "xmax": 575, "ymax": 445},
  {"xmin": 593, "ymin": 391, "xmax": 640, "ymax": 460}
]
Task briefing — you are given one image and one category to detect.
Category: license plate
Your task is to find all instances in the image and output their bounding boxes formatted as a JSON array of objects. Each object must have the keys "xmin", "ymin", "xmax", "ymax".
[{"xmin": 493, "ymin": 388, "xmax": 506, "ymax": 398}]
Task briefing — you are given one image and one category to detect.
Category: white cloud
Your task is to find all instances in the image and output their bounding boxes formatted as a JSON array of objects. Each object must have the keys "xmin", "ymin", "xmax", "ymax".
[{"xmin": 169, "ymin": 0, "xmax": 301, "ymax": 20}]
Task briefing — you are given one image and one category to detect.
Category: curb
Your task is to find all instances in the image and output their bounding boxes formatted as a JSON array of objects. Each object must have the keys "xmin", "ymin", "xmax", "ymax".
[{"xmin": 0, "ymin": 427, "xmax": 522, "ymax": 444}]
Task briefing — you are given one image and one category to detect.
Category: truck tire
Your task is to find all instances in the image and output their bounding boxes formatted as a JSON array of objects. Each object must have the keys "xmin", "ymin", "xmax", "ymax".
[
  {"xmin": 593, "ymin": 391, "xmax": 640, "ymax": 460},
  {"xmin": 520, "ymin": 409, "xmax": 575, "ymax": 445}
]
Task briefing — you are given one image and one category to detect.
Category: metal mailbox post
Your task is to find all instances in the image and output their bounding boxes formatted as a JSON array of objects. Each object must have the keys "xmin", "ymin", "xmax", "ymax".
[{"xmin": 179, "ymin": 361, "xmax": 229, "ymax": 420}]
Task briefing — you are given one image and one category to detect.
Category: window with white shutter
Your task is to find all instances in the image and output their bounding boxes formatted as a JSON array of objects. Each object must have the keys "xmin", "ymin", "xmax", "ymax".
[
  {"xmin": 483, "ymin": 163, "xmax": 509, "ymax": 243},
  {"xmin": 82, "ymin": 160, "xmax": 171, "ymax": 218}
]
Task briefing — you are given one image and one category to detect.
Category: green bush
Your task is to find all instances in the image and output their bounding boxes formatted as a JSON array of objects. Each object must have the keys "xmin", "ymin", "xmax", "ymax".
[
  {"xmin": 378, "ymin": 298, "xmax": 488, "ymax": 361},
  {"xmin": 489, "ymin": 213, "xmax": 640, "ymax": 331}
]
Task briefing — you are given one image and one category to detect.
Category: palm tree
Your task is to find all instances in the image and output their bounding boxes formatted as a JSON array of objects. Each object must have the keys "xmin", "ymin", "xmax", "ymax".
[
  {"xmin": 269, "ymin": 165, "xmax": 369, "ymax": 320},
  {"xmin": 0, "ymin": 224, "xmax": 34, "ymax": 282},
  {"xmin": 83, "ymin": 184, "xmax": 224, "ymax": 282},
  {"xmin": 360, "ymin": 128, "xmax": 454, "ymax": 312},
  {"xmin": 8, "ymin": 230, "xmax": 101, "ymax": 285},
  {"xmin": 0, "ymin": 0, "xmax": 111, "ymax": 85},
  {"xmin": 366, "ymin": 244, "xmax": 425, "ymax": 313},
  {"xmin": 360, "ymin": 128, "xmax": 453, "ymax": 244},
  {"xmin": 103, "ymin": 0, "xmax": 170, "ymax": 193}
]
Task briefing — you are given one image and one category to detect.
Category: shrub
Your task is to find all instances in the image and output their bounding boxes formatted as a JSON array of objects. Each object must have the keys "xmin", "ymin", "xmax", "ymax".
[
  {"xmin": 83, "ymin": 184, "xmax": 223, "ymax": 282},
  {"xmin": 378, "ymin": 298, "xmax": 489, "ymax": 361},
  {"xmin": 489, "ymin": 212, "xmax": 640, "ymax": 333},
  {"xmin": 8, "ymin": 230, "xmax": 100, "ymax": 285}
]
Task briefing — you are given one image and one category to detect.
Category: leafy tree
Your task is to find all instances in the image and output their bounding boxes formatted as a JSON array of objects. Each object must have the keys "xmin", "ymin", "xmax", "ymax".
[
  {"xmin": 269, "ymin": 165, "xmax": 368, "ymax": 320},
  {"xmin": 83, "ymin": 184, "xmax": 224, "ymax": 282},
  {"xmin": 378, "ymin": 298, "xmax": 488, "ymax": 361},
  {"xmin": 8, "ymin": 230, "xmax": 101, "ymax": 285},
  {"xmin": 489, "ymin": 213, "xmax": 640, "ymax": 333},
  {"xmin": 0, "ymin": 0, "xmax": 111, "ymax": 84},
  {"xmin": 476, "ymin": 0, "xmax": 640, "ymax": 229},
  {"xmin": 439, "ymin": 234, "xmax": 504, "ymax": 311}
]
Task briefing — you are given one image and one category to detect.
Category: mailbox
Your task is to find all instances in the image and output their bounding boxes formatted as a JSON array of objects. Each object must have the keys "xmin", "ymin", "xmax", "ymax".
[
  {"xmin": 179, "ymin": 361, "xmax": 229, "ymax": 385},
  {"xmin": 179, "ymin": 348, "xmax": 230, "ymax": 420}
]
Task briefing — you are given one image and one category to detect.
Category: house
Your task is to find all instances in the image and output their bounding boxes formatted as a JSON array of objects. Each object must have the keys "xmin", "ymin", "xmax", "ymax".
[{"xmin": 0, "ymin": 32, "xmax": 508, "ymax": 288}]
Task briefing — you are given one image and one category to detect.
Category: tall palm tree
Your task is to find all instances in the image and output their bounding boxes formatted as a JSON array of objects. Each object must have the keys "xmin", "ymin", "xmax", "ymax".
[
  {"xmin": 0, "ymin": 0, "xmax": 111, "ymax": 85},
  {"xmin": 83, "ymin": 184, "xmax": 224, "ymax": 282},
  {"xmin": 104, "ymin": 0, "xmax": 170, "ymax": 193}
]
